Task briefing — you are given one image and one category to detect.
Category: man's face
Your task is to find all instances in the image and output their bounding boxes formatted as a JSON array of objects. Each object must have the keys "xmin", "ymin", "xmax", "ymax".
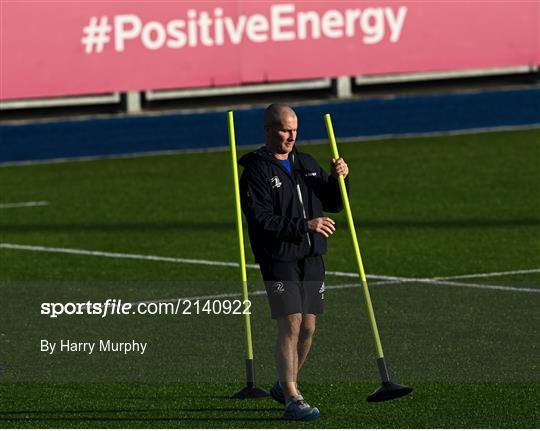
[{"xmin": 265, "ymin": 114, "xmax": 298, "ymax": 155}]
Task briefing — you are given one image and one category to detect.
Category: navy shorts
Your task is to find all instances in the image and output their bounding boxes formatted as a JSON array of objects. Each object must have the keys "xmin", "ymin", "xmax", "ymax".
[{"xmin": 258, "ymin": 256, "xmax": 325, "ymax": 319}]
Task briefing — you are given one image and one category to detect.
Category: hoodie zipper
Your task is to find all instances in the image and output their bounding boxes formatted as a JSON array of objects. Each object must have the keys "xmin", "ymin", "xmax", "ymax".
[
  {"xmin": 296, "ymin": 183, "xmax": 311, "ymax": 247},
  {"xmin": 291, "ymin": 153, "xmax": 312, "ymax": 247}
]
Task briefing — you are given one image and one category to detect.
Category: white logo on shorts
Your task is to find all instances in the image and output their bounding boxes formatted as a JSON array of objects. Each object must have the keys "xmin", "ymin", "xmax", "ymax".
[
  {"xmin": 273, "ymin": 281, "xmax": 285, "ymax": 294},
  {"xmin": 319, "ymin": 282, "xmax": 325, "ymax": 298},
  {"xmin": 270, "ymin": 176, "xmax": 282, "ymax": 189}
]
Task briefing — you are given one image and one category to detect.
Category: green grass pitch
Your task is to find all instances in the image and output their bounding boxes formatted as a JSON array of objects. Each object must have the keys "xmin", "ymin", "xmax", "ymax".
[{"xmin": 0, "ymin": 128, "xmax": 539, "ymax": 427}]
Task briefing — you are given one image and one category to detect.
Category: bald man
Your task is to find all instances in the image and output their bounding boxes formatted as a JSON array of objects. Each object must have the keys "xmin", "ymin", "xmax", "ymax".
[{"xmin": 239, "ymin": 104, "xmax": 349, "ymax": 421}]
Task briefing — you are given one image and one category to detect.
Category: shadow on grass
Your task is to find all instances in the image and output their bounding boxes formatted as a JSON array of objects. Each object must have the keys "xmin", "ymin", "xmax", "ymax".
[
  {"xmin": 1, "ymin": 407, "xmax": 281, "ymax": 414},
  {"xmin": 0, "ymin": 417, "xmax": 286, "ymax": 423},
  {"xmin": 1, "ymin": 217, "xmax": 539, "ymax": 234},
  {"xmin": 117, "ymin": 397, "xmax": 278, "ymax": 405},
  {"xmin": 0, "ymin": 406, "xmax": 284, "ymax": 423},
  {"xmin": 0, "ymin": 410, "xmax": 285, "ymax": 424}
]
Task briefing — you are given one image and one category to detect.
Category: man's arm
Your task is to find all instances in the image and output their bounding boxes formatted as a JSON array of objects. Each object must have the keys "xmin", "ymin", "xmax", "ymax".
[{"xmin": 320, "ymin": 158, "xmax": 349, "ymax": 213}]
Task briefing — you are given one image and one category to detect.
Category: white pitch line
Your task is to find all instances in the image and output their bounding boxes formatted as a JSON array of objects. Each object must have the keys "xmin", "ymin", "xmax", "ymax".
[
  {"xmin": 0, "ymin": 243, "xmax": 384, "ymax": 280},
  {"xmin": 356, "ymin": 274, "xmax": 540, "ymax": 293},
  {"xmin": 323, "ymin": 270, "xmax": 358, "ymax": 278},
  {"xmin": 0, "ymin": 201, "xmax": 49, "ymax": 209},
  {"xmin": 344, "ymin": 269, "xmax": 540, "ymax": 282},
  {"xmin": 132, "ymin": 276, "xmax": 538, "ymax": 307},
  {"xmin": 323, "ymin": 277, "xmax": 539, "ymax": 293},
  {"xmin": 0, "ymin": 243, "xmax": 243, "ymax": 268},
  {"xmin": 318, "ymin": 270, "xmax": 395, "ymax": 280},
  {"xmin": 132, "ymin": 279, "xmax": 403, "ymax": 306},
  {"xmin": 0, "ymin": 242, "xmax": 538, "ymax": 293},
  {"xmin": 433, "ymin": 268, "xmax": 540, "ymax": 280},
  {"xmin": 377, "ymin": 276, "xmax": 538, "ymax": 293},
  {"xmin": 1, "ymin": 242, "xmax": 505, "ymax": 284},
  {"xmin": 419, "ymin": 279, "xmax": 539, "ymax": 293}
]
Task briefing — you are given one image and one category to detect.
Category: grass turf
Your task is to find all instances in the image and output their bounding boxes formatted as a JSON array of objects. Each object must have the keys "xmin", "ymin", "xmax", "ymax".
[
  {"xmin": 0, "ymin": 382, "xmax": 537, "ymax": 428},
  {"xmin": 0, "ymin": 128, "xmax": 539, "ymax": 427}
]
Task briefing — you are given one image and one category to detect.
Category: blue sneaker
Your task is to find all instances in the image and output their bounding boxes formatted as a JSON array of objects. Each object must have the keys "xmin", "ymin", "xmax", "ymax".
[
  {"xmin": 270, "ymin": 381, "xmax": 301, "ymax": 405},
  {"xmin": 270, "ymin": 381, "xmax": 285, "ymax": 404},
  {"xmin": 282, "ymin": 395, "xmax": 320, "ymax": 421}
]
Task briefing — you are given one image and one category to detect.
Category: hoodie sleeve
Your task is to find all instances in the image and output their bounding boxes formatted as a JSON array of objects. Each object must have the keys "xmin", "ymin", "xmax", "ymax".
[
  {"xmin": 319, "ymin": 165, "xmax": 349, "ymax": 213},
  {"xmin": 240, "ymin": 167, "xmax": 308, "ymax": 242}
]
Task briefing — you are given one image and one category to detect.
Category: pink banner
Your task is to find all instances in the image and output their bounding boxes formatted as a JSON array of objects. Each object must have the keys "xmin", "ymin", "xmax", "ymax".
[{"xmin": 1, "ymin": 1, "xmax": 538, "ymax": 100}]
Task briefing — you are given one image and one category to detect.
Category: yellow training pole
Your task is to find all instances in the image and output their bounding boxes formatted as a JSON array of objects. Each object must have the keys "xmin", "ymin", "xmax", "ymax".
[
  {"xmin": 228, "ymin": 111, "xmax": 254, "ymax": 359},
  {"xmin": 324, "ymin": 114, "xmax": 413, "ymax": 402},
  {"xmin": 227, "ymin": 111, "xmax": 268, "ymax": 399},
  {"xmin": 324, "ymin": 113, "xmax": 384, "ymax": 358}
]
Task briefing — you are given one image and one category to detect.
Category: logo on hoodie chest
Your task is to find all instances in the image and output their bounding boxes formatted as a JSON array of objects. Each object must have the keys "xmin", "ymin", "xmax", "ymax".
[{"xmin": 270, "ymin": 176, "xmax": 282, "ymax": 189}]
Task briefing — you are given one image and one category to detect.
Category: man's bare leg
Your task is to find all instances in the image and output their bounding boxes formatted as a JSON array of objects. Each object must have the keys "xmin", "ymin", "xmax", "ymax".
[
  {"xmin": 275, "ymin": 313, "xmax": 302, "ymax": 403},
  {"xmin": 297, "ymin": 313, "xmax": 316, "ymax": 372}
]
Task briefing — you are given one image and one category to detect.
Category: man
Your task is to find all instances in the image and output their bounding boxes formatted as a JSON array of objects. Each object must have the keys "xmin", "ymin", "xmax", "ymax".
[{"xmin": 239, "ymin": 104, "xmax": 349, "ymax": 420}]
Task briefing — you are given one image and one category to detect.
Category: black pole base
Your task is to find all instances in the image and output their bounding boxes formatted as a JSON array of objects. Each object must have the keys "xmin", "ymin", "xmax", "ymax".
[
  {"xmin": 366, "ymin": 381, "xmax": 413, "ymax": 402},
  {"xmin": 230, "ymin": 359, "xmax": 270, "ymax": 399},
  {"xmin": 231, "ymin": 385, "xmax": 270, "ymax": 399}
]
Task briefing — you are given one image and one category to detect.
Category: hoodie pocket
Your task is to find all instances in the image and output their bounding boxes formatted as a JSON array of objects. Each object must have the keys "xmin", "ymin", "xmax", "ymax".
[{"xmin": 270, "ymin": 237, "xmax": 310, "ymax": 260}]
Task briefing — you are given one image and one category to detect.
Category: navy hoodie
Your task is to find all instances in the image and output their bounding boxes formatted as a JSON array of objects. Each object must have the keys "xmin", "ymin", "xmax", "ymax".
[{"xmin": 239, "ymin": 146, "xmax": 348, "ymax": 262}]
